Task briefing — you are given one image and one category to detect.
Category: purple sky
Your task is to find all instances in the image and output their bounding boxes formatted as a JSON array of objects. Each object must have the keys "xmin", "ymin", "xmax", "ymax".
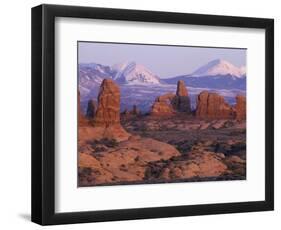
[{"xmin": 78, "ymin": 42, "xmax": 246, "ymax": 78}]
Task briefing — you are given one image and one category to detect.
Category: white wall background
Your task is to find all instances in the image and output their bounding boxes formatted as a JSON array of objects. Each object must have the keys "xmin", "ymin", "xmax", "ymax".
[{"xmin": 0, "ymin": 0, "xmax": 279, "ymax": 229}]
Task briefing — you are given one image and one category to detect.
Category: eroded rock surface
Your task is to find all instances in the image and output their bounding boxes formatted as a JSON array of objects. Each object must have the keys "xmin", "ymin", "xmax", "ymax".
[
  {"xmin": 196, "ymin": 91, "xmax": 234, "ymax": 119},
  {"xmin": 234, "ymin": 95, "xmax": 246, "ymax": 120}
]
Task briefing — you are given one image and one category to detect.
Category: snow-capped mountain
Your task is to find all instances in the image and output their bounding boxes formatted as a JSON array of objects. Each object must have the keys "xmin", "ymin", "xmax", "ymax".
[
  {"xmin": 112, "ymin": 61, "xmax": 161, "ymax": 85},
  {"xmin": 79, "ymin": 63, "xmax": 116, "ymax": 95},
  {"xmin": 191, "ymin": 59, "xmax": 246, "ymax": 78},
  {"xmin": 163, "ymin": 59, "xmax": 246, "ymax": 90}
]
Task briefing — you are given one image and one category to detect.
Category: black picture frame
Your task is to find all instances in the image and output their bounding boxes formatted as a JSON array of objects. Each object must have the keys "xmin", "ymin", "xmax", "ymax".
[{"xmin": 31, "ymin": 4, "xmax": 274, "ymax": 225}]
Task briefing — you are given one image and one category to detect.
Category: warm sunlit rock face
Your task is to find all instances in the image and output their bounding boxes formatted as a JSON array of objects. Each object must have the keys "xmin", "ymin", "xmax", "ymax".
[
  {"xmin": 78, "ymin": 79, "xmax": 246, "ymax": 186},
  {"xmin": 79, "ymin": 79, "xmax": 130, "ymax": 142},
  {"xmin": 196, "ymin": 91, "xmax": 234, "ymax": 119},
  {"xmin": 234, "ymin": 95, "xmax": 246, "ymax": 120},
  {"xmin": 78, "ymin": 136, "xmax": 181, "ymax": 186},
  {"xmin": 150, "ymin": 93, "xmax": 176, "ymax": 116},
  {"xmin": 94, "ymin": 79, "xmax": 121, "ymax": 126},
  {"xmin": 150, "ymin": 81, "xmax": 192, "ymax": 115},
  {"xmin": 176, "ymin": 80, "xmax": 188, "ymax": 97}
]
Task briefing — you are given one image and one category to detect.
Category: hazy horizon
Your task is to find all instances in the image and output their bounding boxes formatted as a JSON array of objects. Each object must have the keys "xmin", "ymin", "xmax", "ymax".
[{"xmin": 78, "ymin": 41, "xmax": 246, "ymax": 79}]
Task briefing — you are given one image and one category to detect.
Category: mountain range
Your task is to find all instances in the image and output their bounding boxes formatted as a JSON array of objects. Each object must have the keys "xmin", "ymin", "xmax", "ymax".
[
  {"xmin": 79, "ymin": 59, "xmax": 246, "ymax": 112},
  {"xmin": 79, "ymin": 59, "xmax": 246, "ymax": 91}
]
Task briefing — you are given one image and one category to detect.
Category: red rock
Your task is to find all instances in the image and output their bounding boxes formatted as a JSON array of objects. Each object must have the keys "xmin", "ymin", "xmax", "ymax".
[
  {"xmin": 196, "ymin": 91, "xmax": 234, "ymax": 119},
  {"xmin": 151, "ymin": 93, "xmax": 176, "ymax": 116},
  {"xmin": 150, "ymin": 81, "xmax": 192, "ymax": 115},
  {"xmin": 176, "ymin": 80, "xmax": 188, "ymax": 96},
  {"xmin": 151, "ymin": 101, "xmax": 175, "ymax": 115},
  {"xmin": 156, "ymin": 92, "xmax": 176, "ymax": 103},
  {"xmin": 159, "ymin": 151, "xmax": 228, "ymax": 180},
  {"xmin": 234, "ymin": 95, "xmax": 246, "ymax": 120},
  {"xmin": 174, "ymin": 80, "xmax": 191, "ymax": 113},
  {"xmin": 94, "ymin": 79, "xmax": 121, "ymax": 126},
  {"xmin": 78, "ymin": 137, "xmax": 181, "ymax": 185},
  {"xmin": 79, "ymin": 79, "xmax": 130, "ymax": 142}
]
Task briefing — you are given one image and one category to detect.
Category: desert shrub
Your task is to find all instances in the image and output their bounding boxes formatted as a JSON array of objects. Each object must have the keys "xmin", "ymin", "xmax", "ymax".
[
  {"xmin": 144, "ymin": 163, "xmax": 164, "ymax": 179},
  {"xmin": 86, "ymin": 140, "xmax": 100, "ymax": 148},
  {"xmin": 78, "ymin": 167, "xmax": 92, "ymax": 176},
  {"xmin": 92, "ymin": 146, "xmax": 107, "ymax": 153},
  {"xmin": 229, "ymin": 142, "xmax": 246, "ymax": 155},
  {"xmin": 210, "ymin": 141, "xmax": 246, "ymax": 157},
  {"xmin": 173, "ymin": 140, "xmax": 195, "ymax": 154},
  {"xmin": 86, "ymin": 138, "xmax": 118, "ymax": 148},
  {"xmin": 99, "ymin": 138, "xmax": 118, "ymax": 148}
]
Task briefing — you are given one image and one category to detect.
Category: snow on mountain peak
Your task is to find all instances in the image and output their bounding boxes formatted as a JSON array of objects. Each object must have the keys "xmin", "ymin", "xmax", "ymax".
[
  {"xmin": 191, "ymin": 59, "xmax": 246, "ymax": 78},
  {"xmin": 112, "ymin": 61, "xmax": 161, "ymax": 84}
]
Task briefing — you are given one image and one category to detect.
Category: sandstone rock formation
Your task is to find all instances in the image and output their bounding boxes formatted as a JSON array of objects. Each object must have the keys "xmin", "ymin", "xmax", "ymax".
[
  {"xmin": 79, "ymin": 79, "xmax": 130, "ymax": 142},
  {"xmin": 157, "ymin": 92, "xmax": 176, "ymax": 103},
  {"xmin": 173, "ymin": 80, "xmax": 191, "ymax": 113},
  {"xmin": 78, "ymin": 136, "xmax": 181, "ymax": 186},
  {"xmin": 158, "ymin": 151, "xmax": 228, "ymax": 180},
  {"xmin": 234, "ymin": 95, "xmax": 246, "ymax": 120},
  {"xmin": 86, "ymin": 99, "xmax": 97, "ymax": 119},
  {"xmin": 196, "ymin": 91, "xmax": 234, "ymax": 119},
  {"xmin": 151, "ymin": 102, "xmax": 174, "ymax": 116},
  {"xmin": 151, "ymin": 93, "xmax": 176, "ymax": 115},
  {"xmin": 150, "ymin": 81, "xmax": 191, "ymax": 115},
  {"xmin": 94, "ymin": 79, "xmax": 121, "ymax": 126},
  {"xmin": 176, "ymin": 80, "xmax": 188, "ymax": 96}
]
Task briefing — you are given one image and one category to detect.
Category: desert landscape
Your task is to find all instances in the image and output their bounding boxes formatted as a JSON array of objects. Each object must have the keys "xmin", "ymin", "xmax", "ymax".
[
  {"xmin": 78, "ymin": 42, "xmax": 246, "ymax": 186},
  {"xmin": 78, "ymin": 78, "xmax": 246, "ymax": 186}
]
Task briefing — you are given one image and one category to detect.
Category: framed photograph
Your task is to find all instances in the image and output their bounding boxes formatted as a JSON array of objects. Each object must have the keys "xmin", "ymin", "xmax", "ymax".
[{"xmin": 31, "ymin": 4, "xmax": 274, "ymax": 225}]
